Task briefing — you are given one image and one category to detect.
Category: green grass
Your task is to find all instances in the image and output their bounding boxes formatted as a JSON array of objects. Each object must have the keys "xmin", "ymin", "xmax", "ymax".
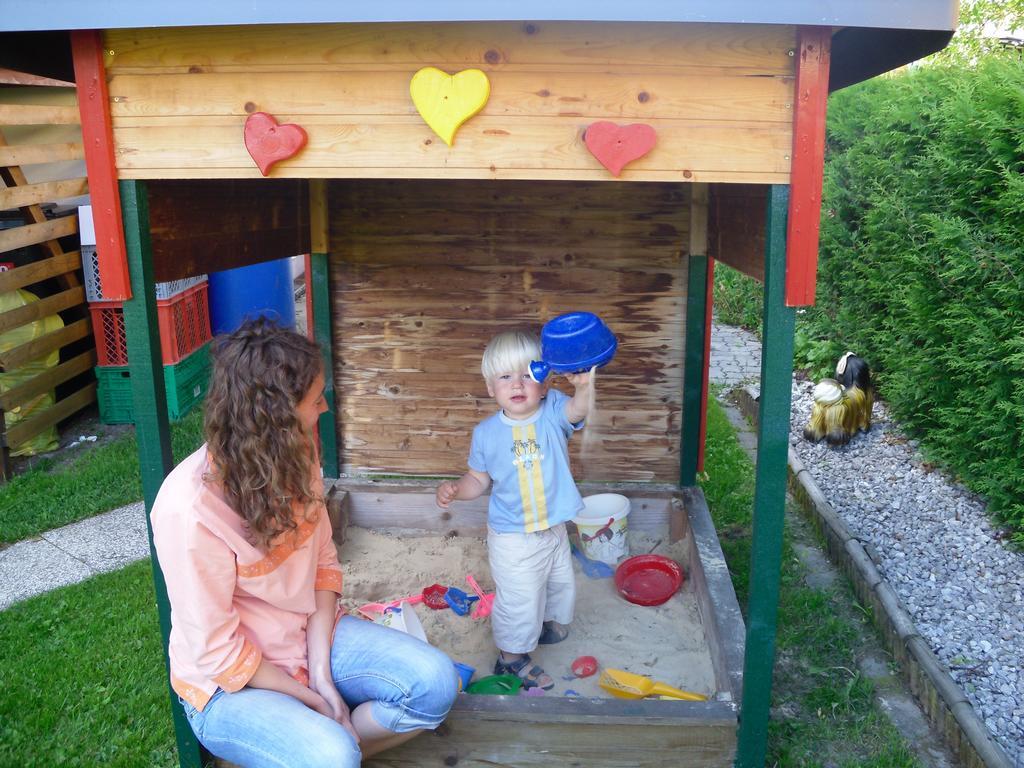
[
  {"xmin": 0, "ymin": 560, "xmax": 177, "ymax": 768},
  {"xmin": 700, "ymin": 398, "xmax": 919, "ymax": 767},
  {"xmin": 0, "ymin": 408, "xmax": 204, "ymax": 544}
]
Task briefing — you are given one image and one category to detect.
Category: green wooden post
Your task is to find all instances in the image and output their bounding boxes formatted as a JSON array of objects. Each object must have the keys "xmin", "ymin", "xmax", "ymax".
[
  {"xmin": 735, "ymin": 184, "xmax": 795, "ymax": 768},
  {"xmin": 681, "ymin": 253, "xmax": 709, "ymax": 486},
  {"xmin": 309, "ymin": 180, "xmax": 339, "ymax": 478},
  {"xmin": 310, "ymin": 251, "xmax": 339, "ymax": 478},
  {"xmin": 681, "ymin": 183, "xmax": 710, "ymax": 487},
  {"xmin": 120, "ymin": 180, "xmax": 204, "ymax": 768}
]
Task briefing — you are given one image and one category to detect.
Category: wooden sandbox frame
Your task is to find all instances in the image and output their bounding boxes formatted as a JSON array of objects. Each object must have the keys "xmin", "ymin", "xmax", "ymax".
[{"xmin": 328, "ymin": 481, "xmax": 744, "ymax": 767}]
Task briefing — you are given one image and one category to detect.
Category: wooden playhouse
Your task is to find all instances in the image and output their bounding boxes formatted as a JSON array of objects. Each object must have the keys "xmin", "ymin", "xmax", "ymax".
[{"xmin": 0, "ymin": 3, "xmax": 956, "ymax": 767}]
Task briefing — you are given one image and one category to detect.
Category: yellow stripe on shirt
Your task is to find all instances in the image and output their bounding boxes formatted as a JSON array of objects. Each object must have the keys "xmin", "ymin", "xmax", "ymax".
[
  {"xmin": 512, "ymin": 425, "xmax": 537, "ymax": 531},
  {"xmin": 525, "ymin": 423, "xmax": 549, "ymax": 531}
]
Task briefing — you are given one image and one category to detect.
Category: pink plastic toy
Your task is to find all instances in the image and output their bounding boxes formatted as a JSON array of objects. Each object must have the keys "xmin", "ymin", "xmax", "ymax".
[
  {"xmin": 358, "ymin": 593, "xmax": 425, "ymax": 617},
  {"xmin": 465, "ymin": 574, "xmax": 495, "ymax": 619}
]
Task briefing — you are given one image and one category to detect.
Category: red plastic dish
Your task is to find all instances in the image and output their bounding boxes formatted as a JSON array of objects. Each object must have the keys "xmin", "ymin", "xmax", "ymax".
[
  {"xmin": 614, "ymin": 555, "xmax": 684, "ymax": 606},
  {"xmin": 422, "ymin": 584, "xmax": 450, "ymax": 610}
]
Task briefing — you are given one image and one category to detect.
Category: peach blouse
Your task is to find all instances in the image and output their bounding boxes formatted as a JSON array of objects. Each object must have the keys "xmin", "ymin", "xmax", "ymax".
[{"xmin": 151, "ymin": 444, "xmax": 343, "ymax": 711}]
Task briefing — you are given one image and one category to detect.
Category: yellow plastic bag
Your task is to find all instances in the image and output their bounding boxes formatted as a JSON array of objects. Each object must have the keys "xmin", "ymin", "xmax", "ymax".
[{"xmin": 0, "ymin": 288, "xmax": 64, "ymax": 456}]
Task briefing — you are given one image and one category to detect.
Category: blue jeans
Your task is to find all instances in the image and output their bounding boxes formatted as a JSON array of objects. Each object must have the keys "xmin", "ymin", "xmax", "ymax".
[{"xmin": 180, "ymin": 616, "xmax": 458, "ymax": 768}]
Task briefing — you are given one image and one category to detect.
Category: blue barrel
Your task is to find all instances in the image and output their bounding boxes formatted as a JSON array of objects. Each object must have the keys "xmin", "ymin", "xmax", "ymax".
[{"xmin": 208, "ymin": 257, "xmax": 296, "ymax": 335}]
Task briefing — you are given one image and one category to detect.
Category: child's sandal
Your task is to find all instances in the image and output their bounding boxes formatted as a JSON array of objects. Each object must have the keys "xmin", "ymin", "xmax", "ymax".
[
  {"xmin": 494, "ymin": 653, "xmax": 554, "ymax": 691},
  {"xmin": 537, "ymin": 621, "xmax": 569, "ymax": 645}
]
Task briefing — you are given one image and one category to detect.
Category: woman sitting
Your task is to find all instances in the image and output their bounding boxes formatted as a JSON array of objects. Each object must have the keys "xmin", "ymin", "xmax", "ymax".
[{"xmin": 151, "ymin": 319, "xmax": 457, "ymax": 768}]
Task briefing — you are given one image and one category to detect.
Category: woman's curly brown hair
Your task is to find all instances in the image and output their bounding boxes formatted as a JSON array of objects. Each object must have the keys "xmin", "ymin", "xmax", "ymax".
[{"xmin": 204, "ymin": 318, "xmax": 324, "ymax": 551}]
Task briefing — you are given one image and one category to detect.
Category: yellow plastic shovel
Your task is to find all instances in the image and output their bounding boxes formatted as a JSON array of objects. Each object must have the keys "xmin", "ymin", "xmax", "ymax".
[{"xmin": 598, "ymin": 668, "xmax": 708, "ymax": 701}]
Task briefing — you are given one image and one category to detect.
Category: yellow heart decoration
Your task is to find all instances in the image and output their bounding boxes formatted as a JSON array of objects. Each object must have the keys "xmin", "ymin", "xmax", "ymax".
[{"xmin": 410, "ymin": 67, "xmax": 490, "ymax": 147}]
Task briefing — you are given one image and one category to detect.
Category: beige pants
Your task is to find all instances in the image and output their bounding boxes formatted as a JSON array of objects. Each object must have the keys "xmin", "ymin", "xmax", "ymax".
[{"xmin": 487, "ymin": 523, "xmax": 576, "ymax": 654}]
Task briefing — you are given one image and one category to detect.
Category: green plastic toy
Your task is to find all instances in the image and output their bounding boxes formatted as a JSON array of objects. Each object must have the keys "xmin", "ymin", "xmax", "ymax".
[{"xmin": 465, "ymin": 674, "xmax": 523, "ymax": 695}]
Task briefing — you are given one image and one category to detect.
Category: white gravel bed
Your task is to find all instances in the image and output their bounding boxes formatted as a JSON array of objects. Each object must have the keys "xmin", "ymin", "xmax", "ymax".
[{"xmin": 789, "ymin": 379, "xmax": 1024, "ymax": 761}]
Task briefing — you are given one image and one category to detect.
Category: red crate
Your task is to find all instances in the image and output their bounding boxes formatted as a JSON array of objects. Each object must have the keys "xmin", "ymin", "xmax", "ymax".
[{"xmin": 90, "ymin": 282, "xmax": 212, "ymax": 366}]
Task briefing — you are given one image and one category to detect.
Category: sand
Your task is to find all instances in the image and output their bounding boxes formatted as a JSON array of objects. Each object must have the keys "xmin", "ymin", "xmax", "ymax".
[{"xmin": 336, "ymin": 525, "xmax": 718, "ymax": 699}]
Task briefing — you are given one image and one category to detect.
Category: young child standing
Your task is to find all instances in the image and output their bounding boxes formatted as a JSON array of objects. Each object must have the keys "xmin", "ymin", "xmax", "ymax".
[{"xmin": 436, "ymin": 329, "xmax": 593, "ymax": 691}]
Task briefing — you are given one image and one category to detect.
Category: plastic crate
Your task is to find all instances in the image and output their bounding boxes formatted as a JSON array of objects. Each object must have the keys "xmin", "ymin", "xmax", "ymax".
[
  {"xmin": 155, "ymin": 276, "xmax": 208, "ymax": 300},
  {"xmin": 96, "ymin": 343, "xmax": 211, "ymax": 424},
  {"xmin": 82, "ymin": 245, "xmax": 101, "ymax": 301},
  {"xmin": 90, "ymin": 282, "xmax": 211, "ymax": 366},
  {"xmin": 83, "ymin": 244, "xmax": 207, "ymax": 302}
]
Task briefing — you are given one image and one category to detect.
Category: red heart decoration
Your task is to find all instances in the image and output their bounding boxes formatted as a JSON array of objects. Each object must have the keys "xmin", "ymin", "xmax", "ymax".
[
  {"xmin": 243, "ymin": 112, "xmax": 308, "ymax": 176},
  {"xmin": 584, "ymin": 121, "xmax": 657, "ymax": 177}
]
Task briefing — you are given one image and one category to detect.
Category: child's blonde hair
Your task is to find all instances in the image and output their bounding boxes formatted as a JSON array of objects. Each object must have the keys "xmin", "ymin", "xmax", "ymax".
[{"xmin": 481, "ymin": 329, "xmax": 540, "ymax": 381}]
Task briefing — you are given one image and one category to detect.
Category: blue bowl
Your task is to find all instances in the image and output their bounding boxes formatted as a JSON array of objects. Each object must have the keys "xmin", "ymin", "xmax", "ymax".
[{"xmin": 530, "ymin": 312, "xmax": 617, "ymax": 382}]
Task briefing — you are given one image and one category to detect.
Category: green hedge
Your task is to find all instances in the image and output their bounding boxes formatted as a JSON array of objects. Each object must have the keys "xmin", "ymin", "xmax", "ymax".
[
  {"xmin": 802, "ymin": 57, "xmax": 1024, "ymax": 536},
  {"xmin": 713, "ymin": 265, "xmax": 764, "ymax": 336}
]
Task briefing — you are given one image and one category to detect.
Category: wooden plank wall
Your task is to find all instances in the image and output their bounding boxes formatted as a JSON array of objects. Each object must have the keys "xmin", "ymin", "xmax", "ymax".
[
  {"xmin": 709, "ymin": 183, "xmax": 767, "ymax": 283},
  {"xmin": 329, "ymin": 179, "xmax": 689, "ymax": 483},
  {"xmin": 146, "ymin": 179, "xmax": 309, "ymax": 281},
  {"xmin": 0, "ymin": 90, "xmax": 94, "ymax": 478},
  {"xmin": 103, "ymin": 22, "xmax": 794, "ymax": 183}
]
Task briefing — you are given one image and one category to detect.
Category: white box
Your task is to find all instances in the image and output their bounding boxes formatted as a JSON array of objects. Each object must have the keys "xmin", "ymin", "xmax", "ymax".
[{"xmin": 78, "ymin": 204, "xmax": 96, "ymax": 246}]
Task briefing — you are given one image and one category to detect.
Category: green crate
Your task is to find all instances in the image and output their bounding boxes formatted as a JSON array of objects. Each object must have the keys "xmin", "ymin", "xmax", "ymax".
[{"xmin": 96, "ymin": 342, "xmax": 211, "ymax": 424}]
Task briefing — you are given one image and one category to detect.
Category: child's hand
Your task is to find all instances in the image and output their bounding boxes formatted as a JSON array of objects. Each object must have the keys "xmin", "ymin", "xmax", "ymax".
[
  {"xmin": 564, "ymin": 368, "xmax": 595, "ymax": 424},
  {"xmin": 564, "ymin": 370, "xmax": 592, "ymax": 390},
  {"xmin": 436, "ymin": 480, "xmax": 459, "ymax": 508}
]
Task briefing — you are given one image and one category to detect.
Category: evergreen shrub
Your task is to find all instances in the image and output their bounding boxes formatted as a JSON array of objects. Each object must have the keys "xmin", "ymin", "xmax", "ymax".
[{"xmin": 805, "ymin": 57, "xmax": 1024, "ymax": 536}]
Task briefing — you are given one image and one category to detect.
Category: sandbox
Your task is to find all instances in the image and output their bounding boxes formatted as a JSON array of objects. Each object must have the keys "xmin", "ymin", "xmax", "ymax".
[{"xmin": 329, "ymin": 482, "xmax": 745, "ymax": 768}]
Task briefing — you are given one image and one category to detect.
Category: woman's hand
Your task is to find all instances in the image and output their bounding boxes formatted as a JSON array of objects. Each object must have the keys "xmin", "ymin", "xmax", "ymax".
[
  {"xmin": 304, "ymin": 688, "xmax": 336, "ymax": 719},
  {"xmin": 309, "ymin": 671, "xmax": 359, "ymax": 742},
  {"xmin": 305, "ymin": 590, "xmax": 358, "ymax": 740}
]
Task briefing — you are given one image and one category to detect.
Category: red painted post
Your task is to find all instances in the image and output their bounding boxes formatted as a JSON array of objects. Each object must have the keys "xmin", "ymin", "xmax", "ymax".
[
  {"xmin": 71, "ymin": 30, "xmax": 131, "ymax": 301},
  {"xmin": 697, "ymin": 257, "xmax": 715, "ymax": 473},
  {"xmin": 785, "ymin": 26, "xmax": 831, "ymax": 307}
]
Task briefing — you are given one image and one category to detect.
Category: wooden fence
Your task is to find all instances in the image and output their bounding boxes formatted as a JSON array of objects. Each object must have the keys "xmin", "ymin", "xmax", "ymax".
[{"xmin": 0, "ymin": 99, "xmax": 95, "ymax": 479}]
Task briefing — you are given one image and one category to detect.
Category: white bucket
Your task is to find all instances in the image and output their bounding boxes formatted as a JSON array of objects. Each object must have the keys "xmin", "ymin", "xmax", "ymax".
[
  {"xmin": 375, "ymin": 602, "xmax": 428, "ymax": 643},
  {"xmin": 573, "ymin": 493, "xmax": 630, "ymax": 565}
]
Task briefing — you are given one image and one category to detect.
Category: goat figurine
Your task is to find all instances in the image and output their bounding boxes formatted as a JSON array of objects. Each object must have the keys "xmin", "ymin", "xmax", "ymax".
[{"xmin": 803, "ymin": 352, "xmax": 873, "ymax": 447}]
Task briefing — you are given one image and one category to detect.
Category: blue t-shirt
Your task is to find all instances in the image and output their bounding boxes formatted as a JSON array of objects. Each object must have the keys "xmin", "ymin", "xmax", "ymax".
[{"xmin": 468, "ymin": 388, "xmax": 584, "ymax": 533}]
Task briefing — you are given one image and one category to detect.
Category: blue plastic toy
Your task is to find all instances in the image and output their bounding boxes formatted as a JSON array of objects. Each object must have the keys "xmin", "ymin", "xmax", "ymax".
[
  {"xmin": 570, "ymin": 538, "xmax": 615, "ymax": 579},
  {"xmin": 529, "ymin": 312, "xmax": 617, "ymax": 383},
  {"xmin": 453, "ymin": 661, "xmax": 475, "ymax": 690},
  {"xmin": 443, "ymin": 587, "xmax": 480, "ymax": 616}
]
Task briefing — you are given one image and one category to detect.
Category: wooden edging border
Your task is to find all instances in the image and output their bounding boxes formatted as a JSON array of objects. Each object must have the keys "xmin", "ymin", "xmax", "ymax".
[{"xmin": 732, "ymin": 385, "xmax": 1012, "ymax": 768}]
